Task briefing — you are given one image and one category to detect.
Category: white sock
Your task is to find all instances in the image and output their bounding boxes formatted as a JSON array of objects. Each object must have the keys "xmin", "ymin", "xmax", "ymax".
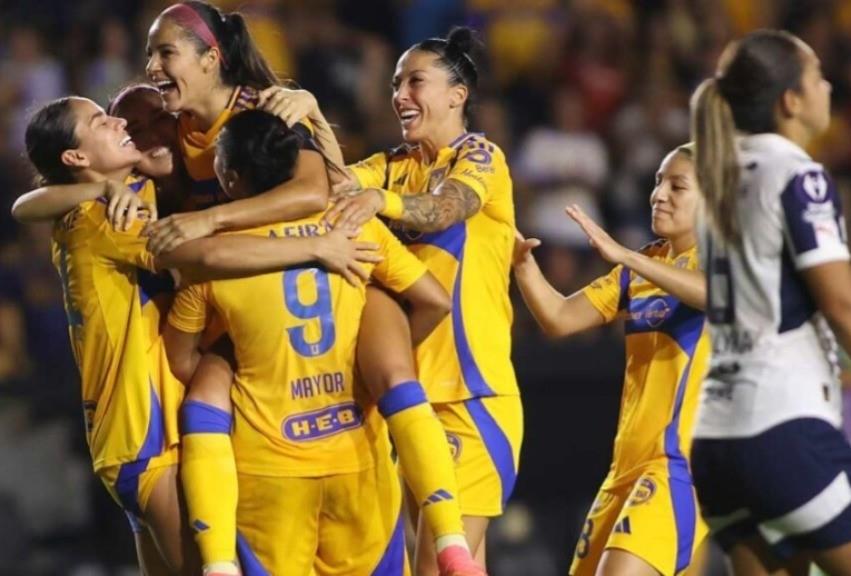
[
  {"xmin": 435, "ymin": 533, "xmax": 470, "ymax": 554},
  {"xmin": 203, "ymin": 561, "xmax": 240, "ymax": 575}
]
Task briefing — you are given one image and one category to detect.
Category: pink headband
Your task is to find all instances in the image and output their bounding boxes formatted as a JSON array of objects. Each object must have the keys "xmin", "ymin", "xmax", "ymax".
[{"xmin": 160, "ymin": 3, "xmax": 228, "ymax": 69}]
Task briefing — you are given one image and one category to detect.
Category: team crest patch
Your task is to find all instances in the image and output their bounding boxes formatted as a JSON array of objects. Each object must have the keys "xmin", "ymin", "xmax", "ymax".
[
  {"xmin": 628, "ymin": 477, "xmax": 657, "ymax": 506},
  {"xmin": 446, "ymin": 432, "xmax": 462, "ymax": 461}
]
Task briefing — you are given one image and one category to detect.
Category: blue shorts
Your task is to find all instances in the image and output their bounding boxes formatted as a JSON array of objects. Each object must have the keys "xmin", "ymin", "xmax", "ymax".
[{"xmin": 692, "ymin": 418, "xmax": 851, "ymax": 558}]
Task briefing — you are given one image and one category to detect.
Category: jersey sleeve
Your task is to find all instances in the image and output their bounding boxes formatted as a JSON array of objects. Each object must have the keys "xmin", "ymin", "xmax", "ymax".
[
  {"xmin": 368, "ymin": 220, "xmax": 428, "ymax": 293},
  {"xmin": 348, "ymin": 151, "xmax": 389, "ymax": 190},
  {"xmin": 445, "ymin": 138, "xmax": 507, "ymax": 206},
  {"xmin": 168, "ymin": 283, "xmax": 210, "ymax": 334},
  {"xmin": 91, "ymin": 211, "xmax": 157, "ymax": 272},
  {"xmin": 582, "ymin": 264, "xmax": 629, "ymax": 323},
  {"xmin": 780, "ymin": 168, "xmax": 850, "ymax": 269}
]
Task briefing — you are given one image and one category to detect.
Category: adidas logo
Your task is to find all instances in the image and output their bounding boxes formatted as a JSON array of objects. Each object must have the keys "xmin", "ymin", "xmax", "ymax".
[
  {"xmin": 422, "ymin": 489, "xmax": 454, "ymax": 507},
  {"xmin": 613, "ymin": 517, "xmax": 631, "ymax": 535},
  {"xmin": 192, "ymin": 519, "xmax": 210, "ymax": 533}
]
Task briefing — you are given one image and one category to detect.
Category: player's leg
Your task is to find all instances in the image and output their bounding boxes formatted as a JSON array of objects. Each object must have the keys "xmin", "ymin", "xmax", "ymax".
[
  {"xmin": 141, "ymin": 462, "xmax": 201, "ymax": 575},
  {"xmin": 727, "ymin": 538, "xmax": 810, "ymax": 576},
  {"xmin": 235, "ymin": 473, "xmax": 320, "ymax": 575},
  {"xmin": 568, "ymin": 489, "xmax": 628, "ymax": 576},
  {"xmin": 599, "ymin": 466, "xmax": 707, "ymax": 576},
  {"xmin": 135, "ymin": 527, "xmax": 174, "ymax": 576},
  {"xmin": 416, "ymin": 396, "xmax": 523, "ymax": 576},
  {"xmin": 811, "ymin": 542, "xmax": 851, "ymax": 576},
  {"xmin": 596, "ymin": 550, "xmax": 661, "ymax": 576},
  {"xmin": 415, "ymin": 515, "xmax": 490, "ymax": 576},
  {"xmin": 358, "ymin": 286, "xmax": 476, "ymax": 572},
  {"xmin": 180, "ymin": 336, "xmax": 240, "ymax": 575},
  {"xmin": 316, "ymin": 443, "xmax": 410, "ymax": 576}
]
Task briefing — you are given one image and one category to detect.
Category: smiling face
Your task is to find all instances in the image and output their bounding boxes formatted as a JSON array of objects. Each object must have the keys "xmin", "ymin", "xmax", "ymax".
[
  {"xmin": 111, "ymin": 86, "xmax": 178, "ymax": 178},
  {"xmin": 649, "ymin": 150, "xmax": 700, "ymax": 241},
  {"xmin": 391, "ymin": 49, "xmax": 467, "ymax": 144},
  {"xmin": 64, "ymin": 97, "xmax": 142, "ymax": 177},
  {"xmin": 145, "ymin": 16, "xmax": 219, "ymax": 113}
]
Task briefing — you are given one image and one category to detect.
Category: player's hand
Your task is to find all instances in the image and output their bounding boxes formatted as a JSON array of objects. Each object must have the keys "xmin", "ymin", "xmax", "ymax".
[
  {"xmin": 331, "ymin": 178, "xmax": 362, "ymax": 199},
  {"xmin": 257, "ymin": 87, "xmax": 319, "ymax": 127},
  {"xmin": 323, "ymin": 189, "xmax": 385, "ymax": 230},
  {"xmin": 313, "ymin": 227, "xmax": 383, "ymax": 286},
  {"xmin": 565, "ymin": 203, "xmax": 628, "ymax": 264},
  {"xmin": 143, "ymin": 210, "xmax": 216, "ymax": 255},
  {"xmin": 105, "ymin": 180, "xmax": 157, "ymax": 231},
  {"xmin": 513, "ymin": 230, "xmax": 541, "ymax": 267}
]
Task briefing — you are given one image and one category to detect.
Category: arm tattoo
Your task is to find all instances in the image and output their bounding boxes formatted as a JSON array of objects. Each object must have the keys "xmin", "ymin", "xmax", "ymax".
[{"xmin": 399, "ymin": 179, "xmax": 482, "ymax": 233}]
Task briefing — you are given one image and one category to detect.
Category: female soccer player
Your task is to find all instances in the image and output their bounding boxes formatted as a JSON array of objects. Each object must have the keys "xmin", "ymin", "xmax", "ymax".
[
  {"xmin": 22, "ymin": 96, "xmax": 378, "ymax": 575},
  {"xmin": 690, "ymin": 30, "xmax": 851, "ymax": 575},
  {"xmin": 143, "ymin": 4, "xmax": 477, "ymax": 574},
  {"xmin": 15, "ymin": 83, "xmax": 477, "ymax": 576},
  {"xmin": 513, "ymin": 145, "xmax": 709, "ymax": 576},
  {"xmin": 296, "ymin": 27, "xmax": 521, "ymax": 574},
  {"xmin": 165, "ymin": 107, "xmax": 452, "ymax": 576}
]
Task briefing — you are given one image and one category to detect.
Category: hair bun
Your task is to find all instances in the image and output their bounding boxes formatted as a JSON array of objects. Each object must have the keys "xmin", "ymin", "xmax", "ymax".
[{"xmin": 446, "ymin": 26, "xmax": 477, "ymax": 56}]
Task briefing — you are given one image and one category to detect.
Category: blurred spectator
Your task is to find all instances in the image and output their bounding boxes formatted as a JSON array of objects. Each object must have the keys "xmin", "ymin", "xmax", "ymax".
[
  {"xmin": 514, "ymin": 85, "xmax": 608, "ymax": 248},
  {"xmin": 83, "ymin": 19, "xmax": 134, "ymax": 106},
  {"xmin": 0, "ymin": 26, "xmax": 67, "ymax": 153}
]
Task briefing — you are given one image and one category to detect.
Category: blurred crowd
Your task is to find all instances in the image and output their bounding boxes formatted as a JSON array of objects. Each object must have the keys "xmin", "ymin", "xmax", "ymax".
[{"xmin": 1, "ymin": 0, "xmax": 851, "ymax": 574}]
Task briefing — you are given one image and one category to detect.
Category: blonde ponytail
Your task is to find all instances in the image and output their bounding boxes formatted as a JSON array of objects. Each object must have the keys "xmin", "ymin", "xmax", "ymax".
[{"xmin": 691, "ymin": 78, "xmax": 740, "ymax": 243}]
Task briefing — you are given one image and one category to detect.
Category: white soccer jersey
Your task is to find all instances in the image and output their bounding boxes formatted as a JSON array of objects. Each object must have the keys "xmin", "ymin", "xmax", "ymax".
[{"xmin": 695, "ymin": 133, "xmax": 849, "ymax": 439}]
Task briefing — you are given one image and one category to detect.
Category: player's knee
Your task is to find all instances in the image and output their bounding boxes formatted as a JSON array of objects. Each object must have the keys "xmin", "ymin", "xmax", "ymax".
[{"xmin": 186, "ymin": 374, "xmax": 233, "ymax": 412}]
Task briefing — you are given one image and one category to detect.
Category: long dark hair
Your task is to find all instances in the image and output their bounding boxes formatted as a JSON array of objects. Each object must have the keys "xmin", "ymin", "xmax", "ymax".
[
  {"xmin": 217, "ymin": 109, "xmax": 301, "ymax": 195},
  {"xmin": 411, "ymin": 27, "xmax": 482, "ymax": 127},
  {"xmin": 25, "ymin": 97, "xmax": 80, "ymax": 186},
  {"xmin": 691, "ymin": 30, "xmax": 805, "ymax": 243},
  {"xmin": 161, "ymin": 1, "xmax": 278, "ymax": 89}
]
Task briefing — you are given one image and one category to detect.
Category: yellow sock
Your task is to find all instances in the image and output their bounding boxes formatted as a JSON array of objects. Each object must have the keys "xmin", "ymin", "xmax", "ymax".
[
  {"xmin": 181, "ymin": 401, "xmax": 238, "ymax": 566},
  {"xmin": 379, "ymin": 382, "xmax": 465, "ymax": 539}
]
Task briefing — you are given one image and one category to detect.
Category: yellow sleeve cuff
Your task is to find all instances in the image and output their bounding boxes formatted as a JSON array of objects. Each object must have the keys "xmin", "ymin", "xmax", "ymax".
[{"xmin": 379, "ymin": 190, "xmax": 404, "ymax": 220}]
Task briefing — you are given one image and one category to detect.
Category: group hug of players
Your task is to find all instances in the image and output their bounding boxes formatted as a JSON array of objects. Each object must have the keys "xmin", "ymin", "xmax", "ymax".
[{"xmin": 12, "ymin": 1, "xmax": 851, "ymax": 575}]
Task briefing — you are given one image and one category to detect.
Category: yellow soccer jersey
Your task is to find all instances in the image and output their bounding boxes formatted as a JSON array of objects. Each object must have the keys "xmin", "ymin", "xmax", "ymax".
[
  {"xmin": 582, "ymin": 240, "xmax": 709, "ymax": 490},
  {"xmin": 51, "ymin": 175, "xmax": 181, "ymax": 472},
  {"xmin": 349, "ymin": 133, "xmax": 517, "ymax": 403},
  {"xmin": 168, "ymin": 216, "xmax": 428, "ymax": 477},
  {"xmin": 178, "ymin": 86, "xmax": 315, "ymax": 209}
]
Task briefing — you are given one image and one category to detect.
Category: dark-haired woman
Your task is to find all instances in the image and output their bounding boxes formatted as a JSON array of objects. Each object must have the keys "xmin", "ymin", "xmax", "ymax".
[
  {"xmin": 297, "ymin": 27, "xmax": 521, "ymax": 574},
  {"xmin": 166, "ymin": 107, "xmax": 451, "ymax": 576},
  {"xmin": 21, "ymin": 96, "xmax": 377, "ymax": 575},
  {"xmin": 514, "ymin": 146, "xmax": 710, "ymax": 576},
  {"xmin": 689, "ymin": 30, "xmax": 851, "ymax": 575},
  {"xmin": 141, "ymin": 5, "xmax": 476, "ymax": 575}
]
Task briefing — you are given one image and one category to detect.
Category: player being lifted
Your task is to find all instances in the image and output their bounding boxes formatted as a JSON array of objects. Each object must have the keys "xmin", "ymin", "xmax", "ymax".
[{"xmin": 164, "ymin": 108, "xmax": 451, "ymax": 575}]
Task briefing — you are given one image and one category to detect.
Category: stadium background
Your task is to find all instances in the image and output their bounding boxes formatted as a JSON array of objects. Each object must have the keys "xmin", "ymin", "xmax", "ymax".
[{"xmin": 0, "ymin": 0, "xmax": 850, "ymax": 574}]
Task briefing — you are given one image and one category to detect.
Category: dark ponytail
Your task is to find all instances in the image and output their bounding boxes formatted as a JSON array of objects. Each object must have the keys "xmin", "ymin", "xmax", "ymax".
[
  {"xmin": 217, "ymin": 109, "xmax": 301, "ymax": 195},
  {"xmin": 691, "ymin": 29, "xmax": 807, "ymax": 244},
  {"xmin": 412, "ymin": 26, "xmax": 481, "ymax": 127},
  {"xmin": 164, "ymin": 1, "xmax": 278, "ymax": 90},
  {"xmin": 25, "ymin": 97, "xmax": 80, "ymax": 186}
]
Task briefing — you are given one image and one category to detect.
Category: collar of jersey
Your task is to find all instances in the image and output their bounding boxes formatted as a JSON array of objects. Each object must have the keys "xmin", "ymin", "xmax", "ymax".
[
  {"xmin": 179, "ymin": 86, "xmax": 244, "ymax": 149},
  {"xmin": 738, "ymin": 132, "xmax": 811, "ymax": 162}
]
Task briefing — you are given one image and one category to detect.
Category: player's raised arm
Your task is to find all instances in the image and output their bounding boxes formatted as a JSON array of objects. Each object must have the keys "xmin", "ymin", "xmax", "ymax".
[
  {"xmin": 566, "ymin": 203, "xmax": 706, "ymax": 310},
  {"xmin": 156, "ymin": 227, "xmax": 380, "ymax": 285},
  {"xmin": 512, "ymin": 231, "xmax": 606, "ymax": 338},
  {"xmin": 12, "ymin": 180, "xmax": 155, "ymax": 230}
]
